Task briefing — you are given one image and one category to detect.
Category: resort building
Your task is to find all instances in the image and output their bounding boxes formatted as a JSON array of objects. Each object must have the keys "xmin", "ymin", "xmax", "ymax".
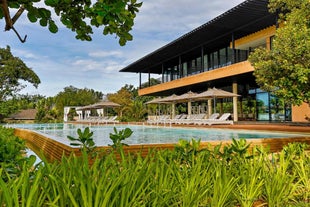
[{"xmin": 120, "ymin": 0, "xmax": 310, "ymax": 122}]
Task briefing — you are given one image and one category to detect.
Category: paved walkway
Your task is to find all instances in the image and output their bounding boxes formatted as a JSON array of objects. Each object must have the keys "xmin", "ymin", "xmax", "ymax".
[{"xmin": 201, "ymin": 122, "xmax": 310, "ymax": 133}]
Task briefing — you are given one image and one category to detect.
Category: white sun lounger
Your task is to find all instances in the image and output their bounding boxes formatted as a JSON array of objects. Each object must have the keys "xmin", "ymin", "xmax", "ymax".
[
  {"xmin": 202, "ymin": 113, "xmax": 233, "ymax": 125},
  {"xmin": 195, "ymin": 113, "xmax": 220, "ymax": 125}
]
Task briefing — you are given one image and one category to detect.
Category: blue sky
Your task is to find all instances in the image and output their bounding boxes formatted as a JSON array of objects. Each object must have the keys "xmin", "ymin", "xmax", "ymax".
[{"xmin": 0, "ymin": 0, "xmax": 245, "ymax": 97}]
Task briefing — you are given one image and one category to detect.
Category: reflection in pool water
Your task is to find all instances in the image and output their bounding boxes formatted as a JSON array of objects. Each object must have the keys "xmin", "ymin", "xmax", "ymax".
[{"xmin": 7, "ymin": 123, "xmax": 308, "ymax": 147}]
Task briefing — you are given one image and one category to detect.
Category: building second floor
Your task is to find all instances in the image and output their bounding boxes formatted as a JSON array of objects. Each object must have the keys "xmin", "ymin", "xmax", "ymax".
[{"xmin": 120, "ymin": 0, "xmax": 278, "ymax": 96}]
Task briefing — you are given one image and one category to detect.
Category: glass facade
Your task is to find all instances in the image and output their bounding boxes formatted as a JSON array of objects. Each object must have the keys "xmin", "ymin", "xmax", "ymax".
[
  {"xmin": 162, "ymin": 46, "xmax": 249, "ymax": 82},
  {"xmin": 248, "ymin": 89, "xmax": 291, "ymax": 122}
]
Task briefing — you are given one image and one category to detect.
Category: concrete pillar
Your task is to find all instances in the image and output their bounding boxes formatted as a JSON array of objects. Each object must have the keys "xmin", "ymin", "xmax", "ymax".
[
  {"xmin": 208, "ymin": 99, "xmax": 212, "ymax": 117},
  {"xmin": 232, "ymin": 82, "xmax": 238, "ymax": 122},
  {"xmin": 63, "ymin": 107, "xmax": 70, "ymax": 122},
  {"xmin": 171, "ymin": 103, "xmax": 176, "ymax": 118},
  {"xmin": 188, "ymin": 101, "xmax": 192, "ymax": 115}
]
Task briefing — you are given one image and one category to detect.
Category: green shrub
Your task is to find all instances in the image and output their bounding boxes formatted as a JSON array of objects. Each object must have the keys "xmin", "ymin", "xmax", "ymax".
[
  {"xmin": 0, "ymin": 126, "xmax": 37, "ymax": 182},
  {"xmin": 1, "ymin": 131, "xmax": 309, "ymax": 206}
]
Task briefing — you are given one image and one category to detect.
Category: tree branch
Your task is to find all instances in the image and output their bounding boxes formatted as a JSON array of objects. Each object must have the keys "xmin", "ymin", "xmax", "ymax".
[
  {"xmin": 12, "ymin": 26, "xmax": 27, "ymax": 43},
  {"xmin": 0, "ymin": 0, "xmax": 12, "ymax": 31},
  {"xmin": 11, "ymin": 6, "xmax": 24, "ymax": 25},
  {"xmin": 0, "ymin": 2, "xmax": 27, "ymax": 43}
]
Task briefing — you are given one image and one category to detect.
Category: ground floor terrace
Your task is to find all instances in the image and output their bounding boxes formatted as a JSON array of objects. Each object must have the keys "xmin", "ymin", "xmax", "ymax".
[{"xmin": 139, "ymin": 66, "xmax": 310, "ymax": 123}]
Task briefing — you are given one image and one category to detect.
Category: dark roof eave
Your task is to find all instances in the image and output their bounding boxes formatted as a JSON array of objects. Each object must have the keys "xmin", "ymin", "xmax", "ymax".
[{"xmin": 120, "ymin": 0, "xmax": 276, "ymax": 74}]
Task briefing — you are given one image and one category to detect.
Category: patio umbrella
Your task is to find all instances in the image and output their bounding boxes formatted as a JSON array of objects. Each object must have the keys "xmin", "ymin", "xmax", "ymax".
[
  {"xmin": 193, "ymin": 87, "xmax": 240, "ymax": 113},
  {"xmin": 92, "ymin": 100, "xmax": 120, "ymax": 117},
  {"xmin": 145, "ymin": 97, "xmax": 170, "ymax": 104},
  {"xmin": 169, "ymin": 91, "xmax": 198, "ymax": 115},
  {"xmin": 156, "ymin": 94, "xmax": 180, "ymax": 117},
  {"xmin": 171, "ymin": 91, "xmax": 197, "ymax": 103},
  {"xmin": 76, "ymin": 104, "xmax": 98, "ymax": 110},
  {"xmin": 157, "ymin": 94, "xmax": 180, "ymax": 103},
  {"xmin": 92, "ymin": 100, "xmax": 120, "ymax": 108}
]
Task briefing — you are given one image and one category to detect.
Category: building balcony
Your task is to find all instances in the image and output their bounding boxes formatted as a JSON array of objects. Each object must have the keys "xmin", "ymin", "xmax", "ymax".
[{"xmin": 138, "ymin": 60, "xmax": 255, "ymax": 96}]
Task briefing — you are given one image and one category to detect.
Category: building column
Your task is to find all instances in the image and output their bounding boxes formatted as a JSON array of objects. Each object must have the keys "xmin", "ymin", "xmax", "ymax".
[
  {"xmin": 188, "ymin": 101, "xmax": 192, "ymax": 116},
  {"xmin": 208, "ymin": 99, "xmax": 212, "ymax": 117},
  {"xmin": 139, "ymin": 72, "xmax": 142, "ymax": 88},
  {"xmin": 64, "ymin": 107, "xmax": 70, "ymax": 122},
  {"xmin": 232, "ymin": 82, "xmax": 238, "ymax": 122},
  {"xmin": 171, "ymin": 103, "xmax": 176, "ymax": 118}
]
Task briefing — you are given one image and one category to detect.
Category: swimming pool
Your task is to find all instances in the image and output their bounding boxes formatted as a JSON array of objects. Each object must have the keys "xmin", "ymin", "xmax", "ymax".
[{"xmin": 8, "ymin": 123, "xmax": 309, "ymax": 147}]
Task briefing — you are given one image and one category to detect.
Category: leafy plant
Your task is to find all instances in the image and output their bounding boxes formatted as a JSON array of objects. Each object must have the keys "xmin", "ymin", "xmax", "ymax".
[
  {"xmin": 230, "ymin": 138, "xmax": 251, "ymax": 158},
  {"xmin": 67, "ymin": 127, "xmax": 96, "ymax": 153},
  {"xmin": 174, "ymin": 138, "xmax": 202, "ymax": 164},
  {"xmin": 109, "ymin": 127, "xmax": 133, "ymax": 160},
  {"xmin": 109, "ymin": 127, "xmax": 133, "ymax": 149}
]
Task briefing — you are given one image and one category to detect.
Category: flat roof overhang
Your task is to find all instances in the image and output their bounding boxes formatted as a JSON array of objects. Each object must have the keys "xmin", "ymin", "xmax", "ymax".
[
  {"xmin": 120, "ymin": 0, "xmax": 277, "ymax": 74},
  {"xmin": 138, "ymin": 61, "xmax": 257, "ymax": 96}
]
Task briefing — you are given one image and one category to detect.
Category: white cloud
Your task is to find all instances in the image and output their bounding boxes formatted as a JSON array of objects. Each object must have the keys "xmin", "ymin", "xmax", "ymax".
[
  {"xmin": 1, "ymin": 0, "xmax": 246, "ymax": 97},
  {"xmin": 89, "ymin": 50, "xmax": 123, "ymax": 58}
]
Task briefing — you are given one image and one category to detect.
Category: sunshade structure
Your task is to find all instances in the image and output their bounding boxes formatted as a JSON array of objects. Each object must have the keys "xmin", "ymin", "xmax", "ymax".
[
  {"xmin": 92, "ymin": 101, "xmax": 120, "ymax": 108},
  {"xmin": 77, "ymin": 100, "xmax": 120, "ymax": 110},
  {"xmin": 145, "ymin": 97, "xmax": 169, "ymax": 104},
  {"xmin": 156, "ymin": 94, "xmax": 179, "ymax": 103},
  {"xmin": 145, "ymin": 88, "xmax": 239, "ymax": 119},
  {"xmin": 165, "ymin": 91, "xmax": 198, "ymax": 115},
  {"xmin": 75, "ymin": 100, "xmax": 120, "ymax": 119},
  {"xmin": 193, "ymin": 87, "xmax": 240, "ymax": 113},
  {"xmin": 156, "ymin": 94, "xmax": 179, "ymax": 117},
  {"xmin": 194, "ymin": 87, "xmax": 240, "ymax": 99},
  {"xmin": 145, "ymin": 97, "xmax": 174, "ymax": 118},
  {"xmin": 168, "ymin": 91, "xmax": 197, "ymax": 103}
]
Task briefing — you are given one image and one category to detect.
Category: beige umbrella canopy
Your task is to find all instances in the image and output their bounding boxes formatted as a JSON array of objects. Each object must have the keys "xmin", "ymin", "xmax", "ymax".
[
  {"xmin": 167, "ymin": 91, "xmax": 198, "ymax": 115},
  {"xmin": 193, "ymin": 87, "xmax": 240, "ymax": 100},
  {"xmin": 193, "ymin": 87, "xmax": 240, "ymax": 113},
  {"xmin": 77, "ymin": 101, "xmax": 120, "ymax": 110},
  {"xmin": 76, "ymin": 104, "xmax": 98, "ymax": 110},
  {"xmin": 92, "ymin": 100, "xmax": 120, "ymax": 108},
  {"xmin": 157, "ymin": 94, "xmax": 180, "ymax": 103},
  {"xmin": 154, "ymin": 94, "xmax": 180, "ymax": 117},
  {"xmin": 170, "ymin": 91, "xmax": 197, "ymax": 103},
  {"xmin": 145, "ymin": 97, "xmax": 170, "ymax": 104}
]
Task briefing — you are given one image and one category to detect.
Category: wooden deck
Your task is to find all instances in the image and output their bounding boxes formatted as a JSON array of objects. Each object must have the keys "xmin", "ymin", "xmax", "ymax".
[{"xmin": 14, "ymin": 126, "xmax": 310, "ymax": 163}]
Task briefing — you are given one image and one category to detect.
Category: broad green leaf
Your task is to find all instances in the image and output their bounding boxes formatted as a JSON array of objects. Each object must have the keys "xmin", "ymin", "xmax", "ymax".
[
  {"xmin": 48, "ymin": 20, "xmax": 58, "ymax": 33},
  {"xmin": 27, "ymin": 12, "xmax": 37, "ymax": 23},
  {"xmin": 39, "ymin": 18, "xmax": 47, "ymax": 27}
]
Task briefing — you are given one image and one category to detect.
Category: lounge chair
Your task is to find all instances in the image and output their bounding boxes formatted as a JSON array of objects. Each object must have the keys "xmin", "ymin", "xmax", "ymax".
[
  {"xmin": 195, "ymin": 113, "xmax": 220, "ymax": 125},
  {"xmin": 185, "ymin": 113, "xmax": 206, "ymax": 125},
  {"xmin": 105, "ymin": 115, "xmax": 119, "ymax": 123},
  {"xmin": 147, "ymin": 115, "xmax": 169, "ymax": 124},
  {"xmin": 166, "ymin": 114, "xmax": 184, "ymax": 124},
  {"xmin": 176, "ymin": 113, "xmax": 206, "ymax": 125},
  {"xmin": 202, "ymin": 113, "xmax": 233, "ymax": 126},
  {"xmin": 174, "ymin": 114, "xmax": 188, "ymax": 124}
]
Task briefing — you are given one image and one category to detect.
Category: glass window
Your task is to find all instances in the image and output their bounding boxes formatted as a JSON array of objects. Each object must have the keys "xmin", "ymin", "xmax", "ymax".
[
  {"xmin": 172, "ymin": 66, "xmax": 179, "ymax": 80},
  {"xmin": 203, "ymin": 54, "xmax": 208, "ymax": 71},
  {"xmin": 196, "ymin": 57, "xmax": 202, "ymax": 73},
  {"xmin": 213, "ymin": 51, "xmax": 219, "ymax": 69},
  {"xmin": 219, "ymin": 48, "xmax": 227, "ymax": 67},
  {"xmin": 256, "ymin": 92, "xmax": 270, "ymax": 121},
  {"xmin": 182, "ymin": 62, "xmax": 187, "ymax": 77},
  {"xmin": 227, "ymin": 48, "xmax": 232, "ymax": 65}
]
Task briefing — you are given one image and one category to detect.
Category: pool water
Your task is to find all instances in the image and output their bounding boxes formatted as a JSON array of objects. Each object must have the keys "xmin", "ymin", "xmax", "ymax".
[{"xmin": 7, "ymin": 123, "xmax": 308, "ymax": 147}]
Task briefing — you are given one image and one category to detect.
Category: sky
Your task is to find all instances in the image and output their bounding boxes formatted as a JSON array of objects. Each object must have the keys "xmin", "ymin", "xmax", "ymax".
[{"xmin": 0, "ymin": 0, "xmax": 245, "ymax": 97}]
